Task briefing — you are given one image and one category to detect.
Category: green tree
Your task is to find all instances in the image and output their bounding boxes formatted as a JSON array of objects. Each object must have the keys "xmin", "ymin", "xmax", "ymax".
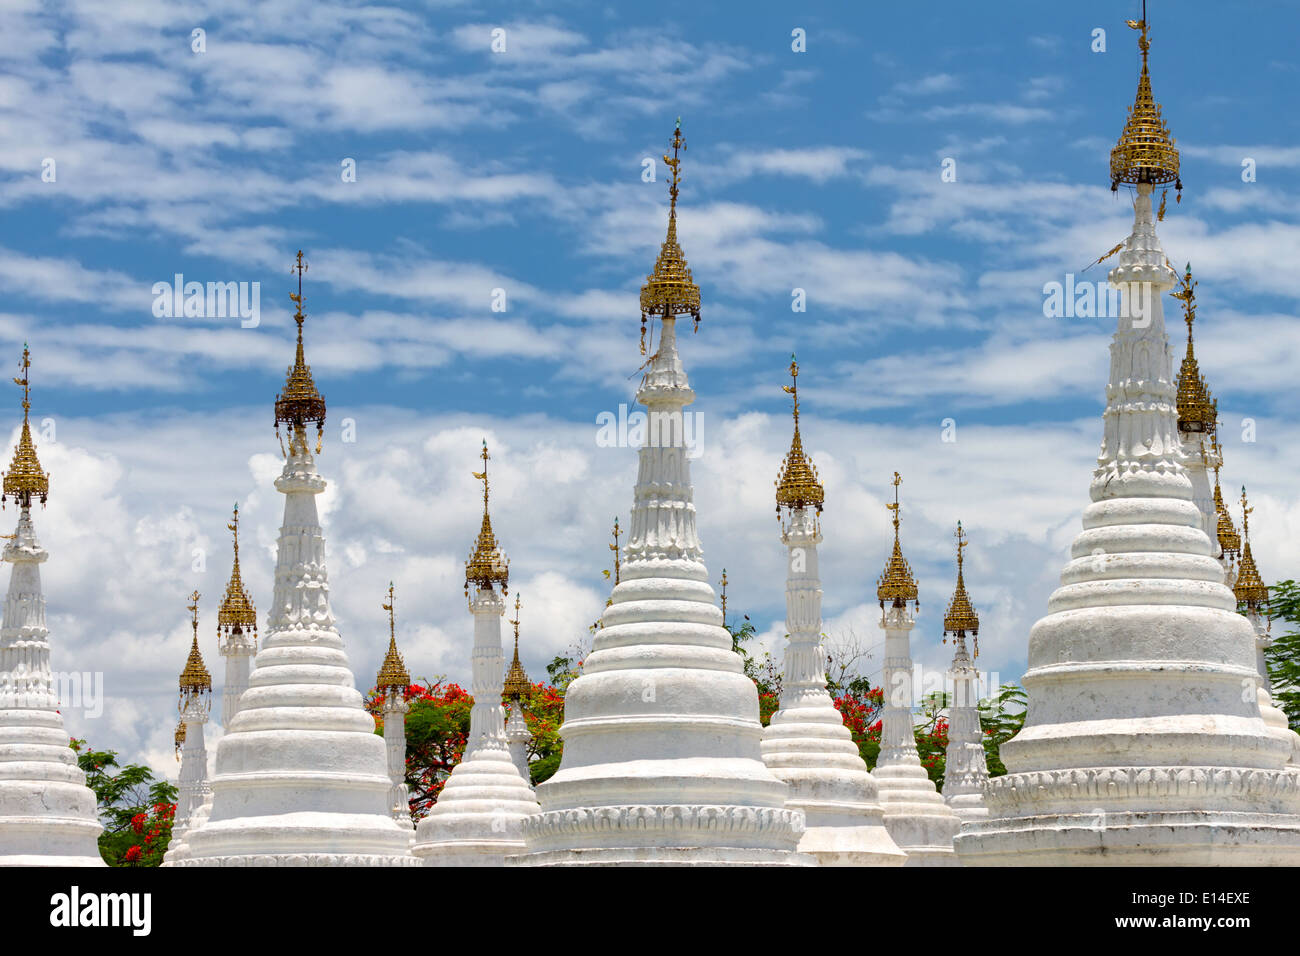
[
  {"xmin": 71, "ymin": 737, "xmax": 177, "ymax": 867},
  {"xmin": 1264, "ymin": 579, "xmax": 1300, "ymax": 732}
]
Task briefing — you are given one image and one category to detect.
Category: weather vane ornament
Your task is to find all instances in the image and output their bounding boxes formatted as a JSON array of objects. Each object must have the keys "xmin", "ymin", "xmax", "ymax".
[
  {"xmin": 178, "ymin": 590, "xmax": 213, "ymax": 714},
  {"xmin": 464, "ymin": 439, "xmax": 510, "ymax": 599},
  {"xmin": 943, "ymin": 521, "xmax": 981, "ymax": 658},
  {"xmin": 877, "ymin": 472, "xmax": 919, "ymax": 612},
  {"xmin": 274, "ymin": 250, "xmax": 327, "ymax": 457},
  {"xmin": 376, "ymin": 582, "xmax": 410, "ymax": 697},
  {"xmin": 503, "ymin": 593, "xmax": 531, "ymax": 701},
  {"xmin": 774, "ymin": 355, "xmax": 824, "ymax": 520},
  {"xmin": 1109, "ymin": 9, "xmax": 1182, "ymax": 202},
  {"xmin": 638, "ymin": 119, "xmax": 701, "ymax": 356},
  {"xmin": 2, "ymin": 345, "xmax": 50, "ymax": 510}
]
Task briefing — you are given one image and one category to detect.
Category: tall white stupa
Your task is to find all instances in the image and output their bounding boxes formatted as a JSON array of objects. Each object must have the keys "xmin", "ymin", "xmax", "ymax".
[
  {"xmin": 956, "ymin": 18, "xmax": 1300, "ymax": 865},
  {"xmin": 503, "ymin": 597, "xmax": 534, "ymax": 785},
  {"xmin": 0, "ymin": 347, "xmax": 103, "ymax": 866},
  {"xmin": 179, "ymin": 252, "xmax": 417, "ymax": 866},
  {"xmin": 520, "ymin": 123, "xmax": 807, "ymax": 866},
  {"xmin": 940, "ymin": 523, "xmax": 989, "ymax": 823},
  {"xmin": 376, "ymin": 584, "xmax": 413, "ymax": 826},
  {"xmin": 411, "ymin": 443, "xmax": 539, "ymax": 866},
  {"xmin": 217, "ymin": 504, "xmax": 257, "ymax": 728},
  {"xmin": 162, "ymin": 592, "xmax": 213, "ymax": 864},
  {"xmin": 872, "ymin": 473, "xmax": 960, "ymax": 865},
  {"xmin": 759, "ymin": 358, "xmax": 905, "ymax": 866}
]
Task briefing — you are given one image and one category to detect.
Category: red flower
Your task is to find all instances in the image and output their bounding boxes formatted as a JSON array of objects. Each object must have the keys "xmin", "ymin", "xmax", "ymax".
[{"xmin": 124, "ymin": 845, "xmax": 142, "ymax": 863}]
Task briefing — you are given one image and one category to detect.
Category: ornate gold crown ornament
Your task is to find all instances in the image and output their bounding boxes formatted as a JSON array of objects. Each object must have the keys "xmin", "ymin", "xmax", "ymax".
[
  {"xmin": 1212, "ymin": 455, "xmax": 1240, "ymax": 561},
  {"xmin": 943, "ymin": 521, "xmax": 980, "ymax": 657},
  {"xmin": 178, "ymin": 590, "xmax": 213, "ymax": 711},
  {"xmin": 1110, "ymin": 10, "xmax": 1181, "ymax": 200},
  {"xmin": 274, "ymin": 251, "xmax": 327, "ymax": 456},
  {"xmin": 503, "ymin": 594, "xmax": 531, "ymax": 701},
  {"xmin": 376, "ymin": 582, "xmax": 410, "ymax": 695},
  {"xmin": 639, "ymin": 119, "xmax": 701, "ymax": 355},
  {"xmin": 465, "ymin": 440, "xmax": 510, "ymax": 598},
  {"xmin": 1234, "ymin": 487, "xmax": 1270, "ymax": 612},
  {"xmin": 2, "ymin": 345, "xmax": 49, "ymax": 510},
  {"xmin": 774, "ymin": 356, "xmax": 825, "ymax": 517},
  {"xmin": 1172, "ymin": 264, "xmax": 1217, "ymax": 435},
  {"xmin": 877, "ymin": 472, "xmax": 920, "ymax": 611},
  {"xmin": 217, "ymin": 503, "xmax": 258, "ymax": 650}
]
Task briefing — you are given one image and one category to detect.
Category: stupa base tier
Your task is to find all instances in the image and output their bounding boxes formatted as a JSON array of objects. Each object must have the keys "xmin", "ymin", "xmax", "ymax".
[
  {"xmin": 181, "ymin": 812, "xmax": 416, "ymax": 865},
  {"xmin": 796, "ymin": 820, "xmax": 908, "ymax": 866},
  {"xmin": 412, "ymin": 839, "xmax": 527, "ymax": 867},
  {"xmin": 956, "ymin": 810, "xmax": 1300, "ymax": 866},
  {"xmin": 173, "ymin": 852, "xmax": 422, "ymax": 867},
  {"xmin": 519, "ymin": 804, "xmax": 809, "ymax": 865},
  {"xmin": 0, "ymin": 816, "xmax": 105, "ymax": 867},
  {"xmin": 945, "ymin": 793, "xmax": 990, "ymax": 824}
]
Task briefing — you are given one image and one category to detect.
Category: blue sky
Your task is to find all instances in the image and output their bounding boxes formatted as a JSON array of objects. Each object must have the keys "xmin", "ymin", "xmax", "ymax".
[{"xmin": 2, "ymin": 0, "xmax": 1298, "ymax": 775}]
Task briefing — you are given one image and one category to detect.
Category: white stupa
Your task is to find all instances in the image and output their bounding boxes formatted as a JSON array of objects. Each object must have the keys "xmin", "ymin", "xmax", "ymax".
[
  {"xmin": 161, "ymin": 593, "xmax": 213, "ymax": 865},
  {"xmin": 503, "ymin": 602, "xmax": 534, "ymax": 786},
  {"xmin": 520, "ymin": 123, "xmax": 807, "ymax": 866},
  {"xmin": 376, "ymin": 584, "xmax": 413, "ymax": 826},
  {"xmin": 411, "ymin": 444, "xmax": 539, "ymax": 866},
  {"xmin": 759, "ymin": 358, "xmax": 905, "ymax": 866},
  {"xmin": 872, "ymin": 473, "xmax": 960, "ymax": 865},
  {"xmin": 178, "ymin": 252, "xmax": 417, "ymax": 866},
  {"xmin": 217, "ymin": 504, "xmax": 257, "ymax": 728},
  {"xmin": 0, "ymin": 347, "xmax": 103, "ymax": 866},
  {"xmin": 955, "ymin": 19, "xmax": 1300, "ymax": 865},
  {"xmin": 939, "ymin": 523, "xmax": 989, "ymax": 823}
]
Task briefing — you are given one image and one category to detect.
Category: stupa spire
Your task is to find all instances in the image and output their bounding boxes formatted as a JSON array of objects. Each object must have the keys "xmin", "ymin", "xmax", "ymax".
[
  {"xmin": 1172, "ymin": 265, "xmax": 1217, "ymax": 435},
  {"xmin": 376, "ymin": 582, "xmax": 410, "ymax": 694},
  {"xmin": 941, "ymin": 523, "xmax": 990, "ymax": 823},
  {"xmin": 376, "ymin": 583, "xmax": 412, "ymax": 826},
  {"xmin": 942, "ymin": 522, "xmax": 980, "ymax": 659},
  {"xmin": 216, "ymin": 503, "xmax": 257, "ymax": 726},
  {"xmin": 1109, "ymin": 7, "xmax": 1181, "ymax": 200},
  {"xmin": 503, "ymin": 594, "xmax": 534, "ymax": 784},
  {"xmin": 464, "ymin": 440, "xmax": 509, "ymax": 600},
  {"xmin": 2, "ymin": 345, "xmax": 49, "ymax": 510},
  {"xmin": 503, "ymin": 594, "xmax": 530, "ymax": 701},
  {"xmin": 274, "ymin": 250, "xmax": 326, "ymax": 457},
  {"xmin": 1234, "ymin": 488, "xmax": 1269, "ymax": 613},
  {"xmin": 165, "ymin": 592, "xmax": 214, "ymax": 863},
  {"xmin": 774, "ymin": 355, "xmax": 824, "ymax": 519},
  {"xmin": 1212, "ymin": 454, "xmax": 1240, "ymax": 564},
  {"xmin": 638, "ymin": 119, "xmax": 701, "ymax": 354},
  {"xmin": 877, "ymin": 472, "xmax": 919, "ymax": 611}
]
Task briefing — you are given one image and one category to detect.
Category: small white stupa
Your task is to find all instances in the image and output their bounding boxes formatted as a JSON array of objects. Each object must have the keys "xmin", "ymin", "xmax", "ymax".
[
  {"xmin": 760, "ymin": 358, "xmax": 905, "ymax": 866},
  {"xmin": 162, "ymin": 592, "xmax": 213, "ymax": 865},
  {"xmin": 411, "ymin": 443, "xmax": 539, "ymax": 866},
  {"xmin": 503, "ymin": 599, "xmax": 534, "ymax": 786},
  {"xmin": 0, "ymin": 347, "xmax": 103, "ymax": 866},
  {"xmin": 520, "ymin": 123, "xmax": 807, "ymax": 866},
  {"xmin": 179, "ymin": 252, "xmax": 416, "ymax": 867},
  {"xmin": 872, "ymin": 473, "xmax": 960, "ymax": 865},
  {"xmin": 377, "ymin": 583, "xmax": 413, "ymax": 826},
  {"xmin": 956, "ymin": 19, "xmax": 1300, "ymax": 865},
  {"xmin": 940, "ymin": 523, "xmax": 989, "ymax": 823},
  {"xmin": 217, "ymin": 504, "xmax": 257, "ymax": 728}
]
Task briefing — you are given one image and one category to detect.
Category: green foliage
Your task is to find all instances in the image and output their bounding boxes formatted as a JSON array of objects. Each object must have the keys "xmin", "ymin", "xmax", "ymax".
[
  {"xmin": 1264, "ymin": 580, "xmax": 1300, "ymax": 733},
  {"xmin": 71, "ymin": 737, "xmax": 177, "ymax": 867},
  {"xmin": 979, "ymin": 683, "xmax": 1029, "ymax": 777}
]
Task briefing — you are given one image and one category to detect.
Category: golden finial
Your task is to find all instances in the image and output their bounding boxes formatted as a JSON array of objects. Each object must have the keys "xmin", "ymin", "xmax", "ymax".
[
  {"xmin": 1110, "ymin": 4, "xmax": 1182, "ymax": 200},
  {"xmin": 877, "ymin": 472, "xmax": 920, "ymax": 611},
  {"xmin": 376, "ymin": 582, "xmax": 410, "ymax": 694},
  {"xmin": 609, "ymin": 517, "xmax": 622, "ymax": 586},
  {"xmin": 638, "ymin": 119, "xmax": 701, "ymax": 354},
  {"xmin": 465, "ymin": 440, "xmax": 509, "ymax": 597},
  {"xmin": 2, "ymin": 345, "xmax": 49, "ymax": 510},
  {"xmin": 178, "ymin": 591, "xmax": 213, "ymax": 708},
  {"xmin": 503, "ymin": 593, "xmax": 531, "ymax": 701},
  {"xmin": 943, "ymin": 521, "xmax": 980, "ymax": 658},
  {"xmin": 1211, "ymin": 451, "xmax": 1240, "ymax": 560},
  {"xmin": 174, "ymin": 719, "xmax": 186, "ymax": 760},
  {"xmin": 274, "ymin": 250, "xmax": 326, "ymax": 456},
  {"xmin": 1234, "ymin": 487, "xmax": 1269, "ymax": 611},
  {"xmin": 720, "ymin": 568, "xmax": 728, "ymax": 629},
  {"xmin": 217, "ymin": 503, "xmax": 258, "ymax": 650},
  {"xmin": 774, "ymin": 354, "xmax": 825, "ymax": 516},
  {"xmin": 1172, "ymin": 264, "xmax": 1217, "ymax": 435}
]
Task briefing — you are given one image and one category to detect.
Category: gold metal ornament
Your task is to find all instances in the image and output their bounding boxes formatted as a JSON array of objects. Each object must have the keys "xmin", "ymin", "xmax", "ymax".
[
  {"xmin": 503, "ymin": 593, "xmax": 531, "ymax": 701},
  {"xmin": 376, "ymin": 582, "xmax": 410, "ymax": 695},
  {"xmin": 178, "ymin": 591, "xmax": 213, "ymax": 710},
  {"xmin": 774, "ymin": 355, "xmax": 825, "ymax": 516},
  {"xmin": 639, "ymin": 119, "xmax": 701, "ymax": 354},
  {"xmin": 464, "ymin": 440, "xmax": 510, "ymax": 597},
  {"xmin": 1171, "ymin": 264, "xmax": 1217, "ymax": 435},
  {"xmin": 274, "ymin": 251, "xmax": 326, "ymax": 455},
  {"xmin": 1234, "ymin": 487, "xmax": 1269, "ymax": 611},
  {"xmin": 2, "ymin": 345, "xmax": 49, "ymax": 509},
  {"xmin": 877, "ymin": 472, "xmax": 919, "ymax": 611},
  {"xmin": 217, "ymin": 503, "xmax": 258, "ymax": 652},
  {"xmin": 943, "ymin": 521, "xmax": 980, "ymax": 657},
  {"xmin": 1110, "ymin": 13, "xmax": 1181, "ymax": 200}
]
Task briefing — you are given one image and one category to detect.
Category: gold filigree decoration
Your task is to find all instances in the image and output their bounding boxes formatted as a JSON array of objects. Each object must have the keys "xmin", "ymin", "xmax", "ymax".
[
  {"xmin": 2, "ymin": 345, "xmax": 49, "ymax": 509},
  {"xmin": 943, "ymin": 521, "xmax": 980, "ymax": 657},
  {"xmin": 174, "ymin": 719, "xmax": 186, "ymax": 760},
  {"xmin": 1212, "ymin": 454, "xmax": 1240, "ymax": 560},
  {"xmin": 1234, "ymin": 487, "xmax": 1269, "ymax": 611},
  {"xmin": 877, "ymin": 472, "xmax": 919, "ymax": 610},
  {"xmin": 1110, "ymin": 14, "xmax": 1181, "ymax": 199},
  {"xmin": 1172, "ymin": 264, "xmax": 1217, "ymax": 435},
  {"xmin": 465, "ymin": 440, "xmax": 509, "ymax": 596},
  {"xmin": 217, "ymin": 503, "xmax": 258, "ymax": 649},
  {"xmin": 638, "ymin": 118, "xmax": 701, "ymax": 354},
  {"xmin": 503, "ymin": 593, "xmax": 531, "ymax": 701},
  {"xmin": 274, "ymin": 251, "xmax": 326, "ymax": 455},
  {"xmin": 376, "ymin": 582, "xmax": 410, "ymax": 694},
  {"xmin": 774, "ymin": 355, "xmax": 824, "ymax": 516},
  {"xmin": 179, "ymin": 590, "xmax": 213, "ymax": 705}
]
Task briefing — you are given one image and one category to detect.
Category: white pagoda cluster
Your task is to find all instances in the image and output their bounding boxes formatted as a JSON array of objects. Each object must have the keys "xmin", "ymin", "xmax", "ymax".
[{"xmin": 0, "ymin": 354, "xmax": 104, "ymax": 866}]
